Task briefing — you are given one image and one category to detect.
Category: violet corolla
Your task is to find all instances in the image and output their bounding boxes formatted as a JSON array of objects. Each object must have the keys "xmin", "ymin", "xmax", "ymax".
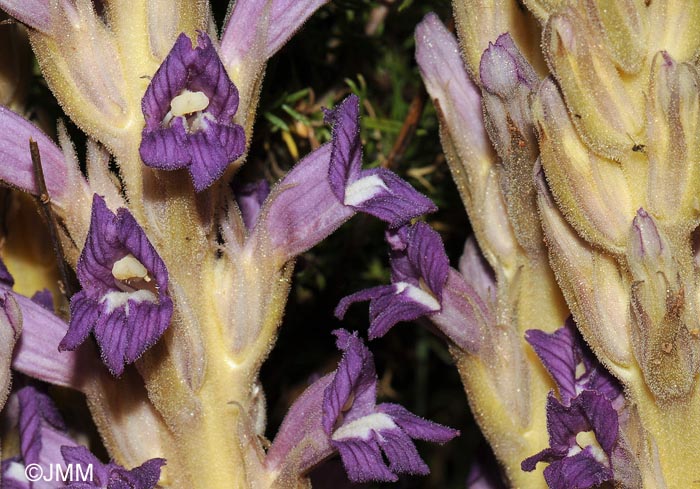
[
  {"xmin": 59, "ymin": 195, "xmax": 173, "ymax": 376},
  {"xmin": 265, "ymin": 330, "xmax": 458, "ymax": 484},
  {"xmin": 139, "ymin": 32, "xmax": 245, "ymax": 192},
  {"xmin": 522, "ymin": 321, "xmax": 624, "ymax": 489}
]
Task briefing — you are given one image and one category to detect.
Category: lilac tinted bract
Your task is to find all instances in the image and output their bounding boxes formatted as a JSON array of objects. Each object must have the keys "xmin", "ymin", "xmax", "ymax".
[
  {"xmin": 59, "ymin": 195, "xmax": 173, "ymax": 376},
  {"xmin": 335, "ymin": 222, "xmax": 448, "ymax": 339},
  {"xmin": 322, "ymin": 330, "xmax": 458, "ymax": 482},
  {"xmin": 325, "ymin": 95, "xmax": 436, "ymax": 227},
  {"xmin": 140, "ymin": 32, "xmax": 245, "ymax": 192}
]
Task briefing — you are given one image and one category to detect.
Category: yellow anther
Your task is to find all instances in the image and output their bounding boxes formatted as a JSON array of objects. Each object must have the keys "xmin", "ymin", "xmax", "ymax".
[
  {"xmin": 112, "ymin": 254, "xmax": 148, "ymax": 281},
  {"xmin": 170, "ymin": 90, "xmax": 210, "ymax": 117}
]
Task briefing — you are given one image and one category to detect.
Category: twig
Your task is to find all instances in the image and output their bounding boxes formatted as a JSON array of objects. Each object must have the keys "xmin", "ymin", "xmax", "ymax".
[
  {"xmin": 30, "ymin": 139, "xmax": 74, "ymax": 298},
  {"xmin": 383, "ymin": 89, "xmax": 427, "ymax": 170}
]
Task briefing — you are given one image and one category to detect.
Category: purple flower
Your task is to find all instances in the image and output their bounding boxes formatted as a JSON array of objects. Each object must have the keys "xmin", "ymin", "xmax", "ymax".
[
  {"xmin": 61, "ymin": 446, "xmax": 165, "ymax": 489},
  {"xmin": 250, "ymin": 95, "xmax": 435, "ymax": 263},
  {"xmin": 265, "ymin": 330, "xmax": 457, "ymax": 483},
  {"xmin": 521, "ymin": 391, "xmax": 618, "ymax": 489},
  {"xmin": 335, "ymin": 222, "xmax": 447, "ymax": 338},
  {"xmin": 335, "ymin": 223, "xmax": 488, "ymax": 351},
  {"xmin": 325, "ymin": 95, "xmax": 436, "ymax": 227},
  {"xmin": 0, "ymin": 386, "xmax": 77, "ymax": 489},
  {"xmin": 525, "ymin": 319, "xmax": 623, "ymax": 406},
  {"xmin": 322, "ymin": 330, "xmax": 458, "ymax": 482},
  {"xmin": 522, "ymin": 321, "xmax": 624, "ymax": 488},
  {"xmin": 59, "ymin": 195, "xmax": 173, "ymax": 376},
  {"xmin": 139, "ymin": 32, "xmax": 245, "ymax": 192}
]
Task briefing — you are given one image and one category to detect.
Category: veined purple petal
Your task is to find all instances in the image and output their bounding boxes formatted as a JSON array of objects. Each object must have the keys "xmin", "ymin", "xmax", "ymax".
[
  {"xmin": 522, "ymin": 391, "xmax": 618, "ymax": 489},
  {"xmin": 140, "ymin": 32, "xmax": 245, "ymax": 192},
  {"xmin": 404, "ymin": 222, "xmax": 448, "ymax": 298},
  {"xmin": 348, "ymin": 168, "xmax": 436, "ymax": 227},
  {"xmin": 525, "ymin": 326, "xmax": 579, "ymax": 403},
  {"xmin": 0, "ymin": 0, "xmax": 52, "ymax": 32},
  {"xmin": 543, "ymin": 450, "xmax": 614, "ymax": 489},
  {"xmin": 16, "ymin": 386, "xmax": 78, "ymax": 489},
  {"xmin": 234, "ymin": 179, "xmax": 270, "ymax": 230},
  {"xmin": 377, "ymin": 403, "xmax": 459, "ymax": 443},
  {"xmin": 326, "ymin": 95, "xmax": 436, "ymax": 227},
  {"xmin": 334, "ymin": 436, "xmax": 397, "ymax": 482},
  {"xmin": 220, "ymin": 0, "xmax": 329, "ymax": 67},
  {"xmin": 334, "ymin": 283, "xmax": 439, "ymax": 339},
  {"xmin": 525, "ymin": 319, "xmax": 622, "ymax": 405},
  {"xmin": 18, "ymin": 386, "xmax": 67, "ymax": 465},
  {"xmin": 336, "ymin": 222, "xmax": 447, "ymax": 339},
  {"xmin": 325, "ymin": 95, "xmax": 363, "ymax": 202},
  {"xmin": 323, "ymin": 330, "xmax": 377, "ymax": 434},
  {"xmin": 0, "ymin": 106, "xmax": 68, "ymax": 202},
  {"xmin": 60, "ymin": 195, "xmax": 173, "ymax": 376}
]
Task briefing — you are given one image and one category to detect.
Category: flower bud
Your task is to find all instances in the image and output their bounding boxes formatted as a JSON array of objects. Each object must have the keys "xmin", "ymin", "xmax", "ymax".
[
  {"xmin": 543, "ymin": 8, "xmax": 643, "ymax": 161},
  {"xmin": 646, "ymin": 52, "xmax": 700, "ymax": 225},
  {"xmin": 532, "ymin": 78, "xmax": 641, "ymax": 252},
  {"xmin": 583, "ymin": 0, "xmax": 648, "ymax": 74},
  {"xmin": 452, "ymin": 0, "xmax": 544, "ymax": 82},
  {"xmin": 480, "ymin": 34, "xmax": 543, "ymax": 257},
  {"xmin": 416, "ymin": 14, "xmax": 518, "ymax": 272},
  {"xmin": 536, "ymin": 167, "xmax": 633, "ymax": 367},
  {"xmin": 626, "ymin": 209, "xmax": 700, "ymax": 400}
]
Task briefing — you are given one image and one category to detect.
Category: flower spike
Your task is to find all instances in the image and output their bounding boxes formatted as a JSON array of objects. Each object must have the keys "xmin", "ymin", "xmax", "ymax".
[
  {"xmin": 140, "ymin": 32, "xmax": 246, "ymax": 192},
  {"xmin": 59, "ymin": 195, "xmax": 173, "ymax": 376}
]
